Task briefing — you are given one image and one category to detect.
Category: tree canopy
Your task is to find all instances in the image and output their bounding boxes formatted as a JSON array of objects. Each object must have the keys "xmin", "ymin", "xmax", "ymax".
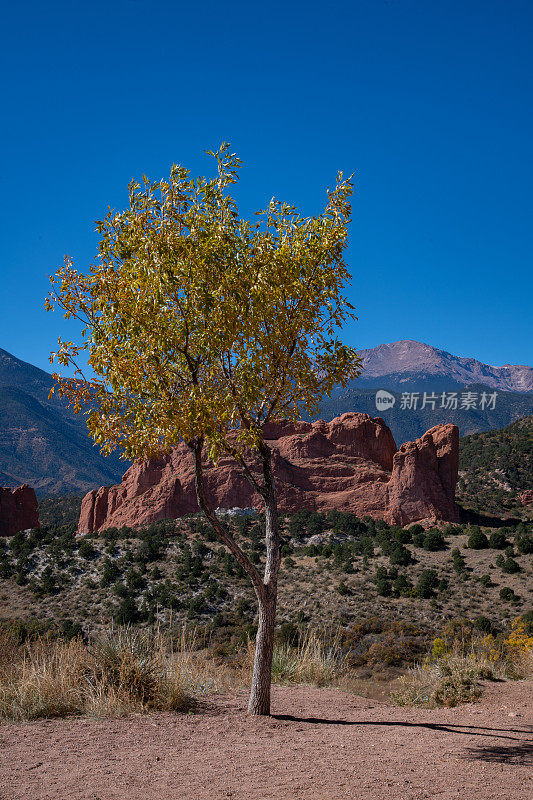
[{"xmin": 46, "ymin": 144, "xmax": 361, "ymax": 463}]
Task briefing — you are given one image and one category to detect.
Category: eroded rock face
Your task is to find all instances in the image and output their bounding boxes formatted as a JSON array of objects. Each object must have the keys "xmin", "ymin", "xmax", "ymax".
[
  {"xmin": 386, "ymin": 424, "xmax": 460, "ymax": 526},
  {"xmin": 0, "ymin": 485, "xmax": 39, "ymax": 536},
  {"xmin": 78, "ymin": 413, "xmax": 459, "ymax": 533}
]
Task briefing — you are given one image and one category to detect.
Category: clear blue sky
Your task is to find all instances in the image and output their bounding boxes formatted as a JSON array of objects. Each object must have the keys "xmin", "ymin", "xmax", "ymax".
[{"xmin": 1, "ymin": 0, "xmax": 532, "ymax": 374}]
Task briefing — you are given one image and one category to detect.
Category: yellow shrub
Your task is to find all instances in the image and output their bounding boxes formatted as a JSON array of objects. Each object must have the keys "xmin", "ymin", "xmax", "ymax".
[
  {"xmin": 431, "ymin": 638, "xmax": 447, "ymax": 659},
  {"xmin": 504, "ymin": 618, "xmax": 533, "ymax": 658}
]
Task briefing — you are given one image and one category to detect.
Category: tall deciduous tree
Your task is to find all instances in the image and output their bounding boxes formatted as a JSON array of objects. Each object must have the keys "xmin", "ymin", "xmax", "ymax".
[{"xmin": 46, "ymin": 144, "xmax": 361, "ymax": 715}]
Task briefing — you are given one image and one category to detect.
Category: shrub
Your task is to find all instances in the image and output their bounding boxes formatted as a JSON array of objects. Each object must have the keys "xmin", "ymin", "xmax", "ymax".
[
  {"xmin": 500, "ymin": 587, "xmax": 518, "ymax": 602},
  {"xmin": 515, "ymin": 531, "xmax": 533, "ymax": 555},
  {"xmin": 0, "ymin": 627, "xmax": 188, "ymax": 720},
  {"xmin": 474, "ymin": 616, "xmax": 492, "ymax": 634},
  {"xmin": 101, "ymin": 558, "xmax": 120, "ymax": 588},
  {"xmin": 393, "ymin": 574, "xmax": 413, "ymax": 597},
  {"xmin": 468, "ymin": 530, "xmax": 489, "ymax": 549},
  {"xmin": 423, "ymin": 531, "xmax": 446, "ymax": 551},
  {"xmin": 502, "ymin": 558, "xmax": 521, "ymax": 574},
  {"xmin": 114, "ymin": 597, "xmax": 140, "ymax": 625},
  {"xmin": 261, "ymin": 629, "xmax": 347, "ymax": 687},
  {"xmin": 521, "ymin": 611, "xmax": 533, "ymax": 634},
  {"xmin": 391, "ymin": 658, "xmax": 483, "ymax": 707},
  {"xmin": 415, "ymin": 569, "xmax": 439, "ymax": 599},
  {"xmin": 77, "ymin": 539, "xmax": 97, "ymax": 559},
  {"xmin": 336, "ymin": 580, "xmax": 350, "ymax": 596},
  {"xmin": 480, "ymin": 574, "xmax": 492, "ymax": 588},
  {"xmin": 389, "ymin": 543, "xmax": 412, "ymax": 566},
  {"xmin": 452, "ymin": 548, "xmax": 467, "ymax": 574},
  {"xmin": 412, "ymin": 533, "xmax": 425, "ymax": 548},
  {"xmin": 488, "ymin": 531, "xmax": 507, "ymax": 549},
  {"xmin": 375, "ymin": 577, "xmax": 392, "ymax": 597}
]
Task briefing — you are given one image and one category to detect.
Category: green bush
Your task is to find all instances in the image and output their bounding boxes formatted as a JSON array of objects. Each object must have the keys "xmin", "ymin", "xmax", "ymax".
[
  {"xmin": 77, "ymin": 538, "xmax": 97, "ymax": 559},
  {"xmin": 474, "ymin": 616, "xmax": 492, "ymax": 634},
  {"xmin": 415, "ymin": 569, "xmax": 439, "ymax": 599},
  {"xmin": 114, "ymin": 596, "xmax": 140, "ymax": 624},
  {"xmin": 502, "ymin": 557, "xmax": 520, "ymax": 574},
  {"xmin": 375, "ymin": 577, "xmax": 392, "ymax": 597},
  {"xmin": 468, "ymin": 530, "xmax": 489, "ymax": 549},
  {"xmin": 515, "ymin": 531, "xmax": 533, "ymax": 555},
  {"xmin": 389, "ymin": 543, "xmax": 412, "ymax": 566},
  {"xmin": 393, "ymin": 574, "xmax": 413, "ymax": 597},
  {"xmin": 423, "ymin": 531, "xmax": 446, "ymax": 551},
  {"xmin": 488, "ymin": 531, "xmax": 507, "ymax": 549},
  {"xmin": 499, "ymin": 587, "xmax": 518, "ymax": 602},
  {"xmin": 101, "ymin": 557, "xmax": 120, "ymax": 588}
]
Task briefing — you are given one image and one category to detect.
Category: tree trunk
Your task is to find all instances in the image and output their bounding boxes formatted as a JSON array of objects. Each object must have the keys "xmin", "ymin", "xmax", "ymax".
[
  {"xmin": 247, "ymin": 443, "xmax": 280, "ymax": 715},
  {"xmin": 247, "ymin": 587, "xmax": 276, "ymax": 715},
  {"xmin": 190, "ymin": 435, "xmax": 280, "ymax": 717}
]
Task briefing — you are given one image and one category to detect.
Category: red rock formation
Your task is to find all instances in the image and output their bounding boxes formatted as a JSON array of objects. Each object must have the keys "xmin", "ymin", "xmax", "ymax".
[
  {"xmin": 78, "ymin": 413, "xmax": 459, "ymax": 533},
  {"xmin": 519, "ymin": 490, "xmax": 533, "ymax": 507},
  {"xmin": 0, "ymin": 485, "xmax": 39, "ymax": 536},
  {"xmin": 386, "ymin": 424, "xmax": 460, "ymax": 526}
]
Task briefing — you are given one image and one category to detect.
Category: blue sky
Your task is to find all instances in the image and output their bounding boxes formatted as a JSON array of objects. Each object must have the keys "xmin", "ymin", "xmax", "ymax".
[{"xmin": 1, "ymin": 0, "xmax": 532, "ymax": 374}]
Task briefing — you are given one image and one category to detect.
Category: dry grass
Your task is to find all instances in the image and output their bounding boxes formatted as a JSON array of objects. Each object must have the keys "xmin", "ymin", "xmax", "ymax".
[
  {"xmin": 240, "ymin": 628, "xmax": 348, "ymax": 688},
  {"xmin": 391, "ymin": 624, "xmax": 533, "ymax": 708},
  {"xmin": 0, "ymin": 625, "xmax": 351, "ymax": 721},
  {"xmin": 0, "ymin": 626, "xmax": 189, "ymax": 721}
]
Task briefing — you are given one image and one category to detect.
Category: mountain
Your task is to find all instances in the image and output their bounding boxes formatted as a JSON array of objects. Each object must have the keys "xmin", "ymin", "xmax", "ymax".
[
  {"xmin": 353, "ymin": 340, "xmax": 533, "ymax": 393},
  {"xmin": 0, "ymin": 348, "xmax": 126, "ymax": 495},
  {"xmin": 316, "ymin": 341, "xmax": 533, "ymax": 445}
]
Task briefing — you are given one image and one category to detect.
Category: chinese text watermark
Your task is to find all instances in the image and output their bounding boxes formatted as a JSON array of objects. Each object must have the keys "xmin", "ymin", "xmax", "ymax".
[{"xmin": 375, "ymin": 390, "xmax": 498, "ymax": 412}]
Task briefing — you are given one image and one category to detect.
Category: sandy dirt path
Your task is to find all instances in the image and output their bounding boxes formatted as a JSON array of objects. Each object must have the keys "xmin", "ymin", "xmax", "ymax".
[{"xmin": 0, "ymin": 680, "xmax": 531, "ymax": 800}]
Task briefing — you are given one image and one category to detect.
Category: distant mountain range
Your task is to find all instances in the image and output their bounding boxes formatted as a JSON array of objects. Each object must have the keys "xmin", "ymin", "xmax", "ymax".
[
  {"xmin": 0, "ymin": 341, "xmax": 532, "ymax": 495},
  {"xmin": 341, "ymin": 340, "xmax": 533, "ymax": 393},
  {"xmin": 0, "ymin": 348, "xmax": 126, "ymax": 495},
  {"xmin": 317, "ymin": 340, "xmax": 533, "ymax": 447}
]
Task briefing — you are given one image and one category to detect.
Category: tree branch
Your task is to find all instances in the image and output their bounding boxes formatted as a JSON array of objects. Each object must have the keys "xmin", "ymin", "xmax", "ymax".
[{"xmin": 190, "ymin": 437, "xmax": 266, "ymax": 600}]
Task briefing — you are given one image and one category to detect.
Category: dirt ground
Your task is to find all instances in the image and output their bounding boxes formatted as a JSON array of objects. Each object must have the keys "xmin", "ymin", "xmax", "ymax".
[{"xmin": 0, "ymin": 681, "xmax": 531, "ymax": 800}]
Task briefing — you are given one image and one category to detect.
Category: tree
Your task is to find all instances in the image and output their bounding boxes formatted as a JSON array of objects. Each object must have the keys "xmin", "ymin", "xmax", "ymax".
[{"xmin": 46, "ymin": 144, "xmax": 361, "ymax": 715}]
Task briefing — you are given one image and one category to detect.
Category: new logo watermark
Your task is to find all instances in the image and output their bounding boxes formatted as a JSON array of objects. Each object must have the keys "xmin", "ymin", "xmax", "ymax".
[
  {"xmin": 375, "ymin": 389, "xmax": 498, "ymax": 411},
  {"xmin": 375, "ymin": 389, "xmax": 396, "ymax": 411}
]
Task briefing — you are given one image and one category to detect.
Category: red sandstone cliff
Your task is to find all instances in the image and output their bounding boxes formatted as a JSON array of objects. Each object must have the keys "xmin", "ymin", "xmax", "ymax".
[
  {"xmin": 78, "ymin": 413, "xmax": 459, "ymax": 533},
  {"xmin": 0, "ymin": 485, "xmax": 39, "ymax": 536}
]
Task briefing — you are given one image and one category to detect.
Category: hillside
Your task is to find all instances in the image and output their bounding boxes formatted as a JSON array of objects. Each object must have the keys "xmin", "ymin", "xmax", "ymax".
[
  {"xmin": 0, "ymin": 348, "xmax": 126, "ymax": 494},
  {"xmin": 456, "ymin": 415, "xmax": 533, "ymax": 516},
  {"xmin": 1, "ymin": 512, "xmax": 531, "ymax": 671}
]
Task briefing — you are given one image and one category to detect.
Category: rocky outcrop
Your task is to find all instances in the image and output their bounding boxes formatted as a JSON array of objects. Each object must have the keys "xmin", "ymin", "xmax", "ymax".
[
  {"xmin": 78, "ymin": 413, "xmax": 459, "ymax": 534},
  {"xmin": 520, "ymin": 490, "xmax": 533, "ymax": 507},
  {"xmin": 386, "ymin": 424, "xmax": 460, "ymax": 526},
  {"xmin": 0, "ymin": 485, "xmax": 39, "ymax": 536}
]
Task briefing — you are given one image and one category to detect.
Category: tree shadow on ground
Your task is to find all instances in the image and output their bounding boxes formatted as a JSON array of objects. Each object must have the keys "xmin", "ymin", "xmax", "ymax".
[
  {"xmin": 462, "ymin": 743, "xmax": 533, "ymax": 765},
  {"xmin": 272, "ymin": 715, "xmax": 532, "ymax": 743}
]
